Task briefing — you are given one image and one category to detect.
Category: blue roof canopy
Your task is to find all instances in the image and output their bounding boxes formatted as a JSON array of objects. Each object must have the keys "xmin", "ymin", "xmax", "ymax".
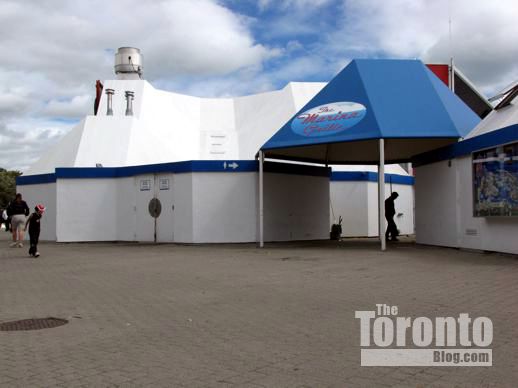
[{"xmin": 261, "ymin": 59, "xmax": 480, "ymax": 164}]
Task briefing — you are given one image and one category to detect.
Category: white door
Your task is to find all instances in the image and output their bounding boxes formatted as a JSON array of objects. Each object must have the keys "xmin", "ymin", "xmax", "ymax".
[
  {"xmin": 156, "ymin": 174, "xmax": 174, "ymax": 243},
  {"xmin": 135, "ymin": 175, "xmax": 156, "ymax": 242}
]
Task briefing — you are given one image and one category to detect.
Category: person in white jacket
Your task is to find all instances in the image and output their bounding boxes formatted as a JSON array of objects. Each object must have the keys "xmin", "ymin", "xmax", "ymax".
[{"xmin": 1, "ymin": 208, "xmax": 7, "ymax": 231}]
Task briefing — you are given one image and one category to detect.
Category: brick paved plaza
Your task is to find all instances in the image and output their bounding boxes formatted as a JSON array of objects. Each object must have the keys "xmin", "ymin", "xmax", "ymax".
[{"xmin": 0, "ymin": 232, "xmax": 517, "ymax": 387}]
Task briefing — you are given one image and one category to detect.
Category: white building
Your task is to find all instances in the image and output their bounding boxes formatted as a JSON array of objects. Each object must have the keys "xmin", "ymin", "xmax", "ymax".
[
  {"xmin": 414, "ymin": 83, "xmax": 518, "ymax": 254},
  {"xmin": 18, "ymin": 48, "xmax": 414, "ymax": 243}
]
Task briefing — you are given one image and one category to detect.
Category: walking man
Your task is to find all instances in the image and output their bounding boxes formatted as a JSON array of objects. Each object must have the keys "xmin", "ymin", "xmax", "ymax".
[{"xmin": 385, "ymin": 192, "xmax": 399, "ymax": 242}]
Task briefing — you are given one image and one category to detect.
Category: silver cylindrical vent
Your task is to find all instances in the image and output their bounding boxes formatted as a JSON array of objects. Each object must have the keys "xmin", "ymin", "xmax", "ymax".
[
  {"xmin": 115, "ymin": 47, "xmax": 143, "ymax": 80},
  {"xmin": 125, "ymin": 90, "xmax": 134, "ymax": 116},
  {"xmin": 105, "ymin": 88, "xmax": 115, "ymax": 115}
]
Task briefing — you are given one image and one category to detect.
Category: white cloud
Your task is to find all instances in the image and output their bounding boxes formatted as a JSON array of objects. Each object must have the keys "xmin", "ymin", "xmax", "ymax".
[
  {"xmin": 0, "ymin": 0, "xmax": 275, "ymax": 81},
  {"xmin": 258, "ymin": 0, "xmax": 333, "ymax": 11},
  {"xmin": 0, "ymin": 119, "xmax": 71, "ymax": 171},
  {"xmin": 143, "ymin": 0, "xmax": 274, "ymax": 76},
  {"xmin": 41, "ymin": 95, "xmax": 93, "ymax": 118},
  {"xmin": 337, "ymin": 0, "xmax": 518, "ymax": 95},
  {"xmin": 0, "ymin": 93, "xmax": 29, "ymax": 115},
  {"xmin": 0, "ymin": 0, "xmax": 276, "ymax": 170}
]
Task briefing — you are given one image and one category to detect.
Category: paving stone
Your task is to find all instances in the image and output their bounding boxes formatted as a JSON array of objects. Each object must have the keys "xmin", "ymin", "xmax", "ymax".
[{"xmin": 0, "ymin": 234, "xmax": 516, "ymax": 386}]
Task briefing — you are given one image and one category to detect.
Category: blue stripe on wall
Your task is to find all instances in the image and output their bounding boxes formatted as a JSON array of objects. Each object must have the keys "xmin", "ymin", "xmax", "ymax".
[
  {"xmin": 17, "ymin": 160, "xmax": 330, "ymax": 185},
  {"xmin": 55, "ymin": 160, "xmax": 259, "ymax": 178},
  {"xmin": 16, "ymin": 173, "xmax": 56, "ymax": 185},
  {"xmin": 413, "ymin": 123, "xmax": 518, "ymax": 167},
  {"xmin": 331, "ymin": 171, "xmax": 414, "ymax": 185}
]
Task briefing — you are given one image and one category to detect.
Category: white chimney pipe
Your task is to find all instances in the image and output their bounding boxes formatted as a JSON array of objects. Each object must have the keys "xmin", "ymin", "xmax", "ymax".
[
  {"xmin": 105, "ymin": 88, "xmax": 114, "ymax": 116},
  {"xmin": 125, "ymin": 91, "xmax": 134, "ymax": 116}
]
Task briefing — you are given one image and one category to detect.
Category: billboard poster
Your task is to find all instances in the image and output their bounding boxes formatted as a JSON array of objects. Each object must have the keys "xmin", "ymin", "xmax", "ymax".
[{"xmin": 473, "ymin": 142, "xmax": 518, "ymax": 217}]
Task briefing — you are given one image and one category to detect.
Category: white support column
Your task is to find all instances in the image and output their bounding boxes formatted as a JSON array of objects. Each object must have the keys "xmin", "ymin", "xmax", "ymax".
[
  {"xmin": 258, "ymin": 151, "xmax": 264, "ymax": 248},
  {"xmin": 449, "ymin": 57, "xmax": 455, "ymax": 92},
  {"xmin": 378, "ymin": 139, "xmax": 386, "ymax": 251}
]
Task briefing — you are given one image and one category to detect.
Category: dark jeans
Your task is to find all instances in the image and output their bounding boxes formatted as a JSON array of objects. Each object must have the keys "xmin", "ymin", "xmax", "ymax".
[
  {"xmin": 385, "ymin": 216, "xmax": 398, "ymax": 240},
  {"xmin": 29, "ymin": 232, "xmax": 40, "ymax": 256}
]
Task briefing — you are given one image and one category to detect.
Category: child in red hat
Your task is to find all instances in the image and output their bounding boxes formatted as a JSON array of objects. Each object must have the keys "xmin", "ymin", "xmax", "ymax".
[{"xmin": 25, "ymin": 204, "xmax": 45, "ymax": 258}]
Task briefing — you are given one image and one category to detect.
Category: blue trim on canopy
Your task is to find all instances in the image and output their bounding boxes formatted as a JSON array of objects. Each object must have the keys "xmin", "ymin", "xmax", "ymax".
[
  {"xmin": 261, "ymin": 59, "xmax": 480, "ymax": 153},
  {"xmin": 331, "ymin": 172, "xmax": 414, "ymax": 185},
  {"xmin": 413, "ymin": 124, "xmax": 518, "ymax": 167}
]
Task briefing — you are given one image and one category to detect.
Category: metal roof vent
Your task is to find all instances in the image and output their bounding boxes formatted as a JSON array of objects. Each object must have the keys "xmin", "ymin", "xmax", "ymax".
[{"xmin": 114, "ymin": 47, "xmax": 143, "ymax": 80}]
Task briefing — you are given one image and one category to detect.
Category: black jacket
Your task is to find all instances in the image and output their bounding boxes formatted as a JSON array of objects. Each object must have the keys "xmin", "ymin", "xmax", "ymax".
[
  {"xmin": 28, "ymin": 212, "xmax": 42, "ymax": 235},
  {"xmin": 7, "ymin": 200, "xmax": 29, "ymax": 216},
  {"xmin": 385, "ymin": 197, "xmax": 396, "ymax": 218}
]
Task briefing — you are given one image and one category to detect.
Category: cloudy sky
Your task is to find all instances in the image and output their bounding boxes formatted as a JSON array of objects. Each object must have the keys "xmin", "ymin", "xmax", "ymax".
[{"xmin": 1, "ymin": 0, "xmax": 517, "ymax": 171}]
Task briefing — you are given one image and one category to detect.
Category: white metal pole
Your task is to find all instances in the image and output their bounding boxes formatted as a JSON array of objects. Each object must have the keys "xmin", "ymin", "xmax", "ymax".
[
  {"xmin": 259, "ymin": 151, "xmax": 264, "ymax": 248},
  {"xmin": 378, "ymin": 139, "xmax": 386, "ymax": 251},
  {"xmin": 450, "ymin": 57, "xmax": 455, "ymax": 92}
]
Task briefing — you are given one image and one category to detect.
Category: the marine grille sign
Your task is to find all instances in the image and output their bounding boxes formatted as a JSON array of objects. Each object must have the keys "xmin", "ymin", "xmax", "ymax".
[{"xmin": 291, "ymin": 101, "xmax": 367, "ymax": 137}]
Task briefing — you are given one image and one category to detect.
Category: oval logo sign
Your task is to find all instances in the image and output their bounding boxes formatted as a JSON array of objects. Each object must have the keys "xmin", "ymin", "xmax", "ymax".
[{"xmin": 291, "ymin": 101, "xmax": 366, "ymax": 137}]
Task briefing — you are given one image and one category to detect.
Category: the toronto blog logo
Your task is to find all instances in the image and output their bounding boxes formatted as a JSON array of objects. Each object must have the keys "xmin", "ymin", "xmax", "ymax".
[{"xmin": 355, "ymin": 304, "xmax": 493, "ymax": 366}]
